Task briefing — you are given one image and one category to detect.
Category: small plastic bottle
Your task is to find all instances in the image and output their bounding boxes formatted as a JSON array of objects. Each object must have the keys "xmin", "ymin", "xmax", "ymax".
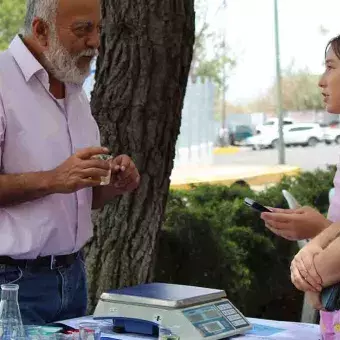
[{"xmin": 0, "ymin": 284, "xmax": 25, "ymax": 339}]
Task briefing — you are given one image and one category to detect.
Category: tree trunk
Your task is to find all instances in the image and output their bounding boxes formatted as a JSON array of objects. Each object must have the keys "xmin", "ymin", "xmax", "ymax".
[{"xmin": 84, "ymin": 0, "xmax": 195, "ymax": 312}]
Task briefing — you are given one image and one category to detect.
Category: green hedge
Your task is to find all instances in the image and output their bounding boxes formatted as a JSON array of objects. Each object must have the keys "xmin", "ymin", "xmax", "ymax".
[{"xmin": 154, "ymin": 166, "xmax": 336, "ymax": 321}]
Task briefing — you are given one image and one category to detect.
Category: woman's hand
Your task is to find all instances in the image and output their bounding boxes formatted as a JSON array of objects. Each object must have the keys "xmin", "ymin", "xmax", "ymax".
[
  {"xmin": 290, "ymin": 243, "xmax": 323, "ymax": 292},
  {"xmin": 261, "ymin": 206, "xmax": 330, "ymax": 240}
]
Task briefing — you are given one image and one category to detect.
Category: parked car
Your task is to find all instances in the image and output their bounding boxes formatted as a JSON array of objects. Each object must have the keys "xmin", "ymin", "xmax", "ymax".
[
  {"xmin": 255, "ymin": 118, "xmax": 295, "ymax": 134},
  {"xmin": 229, "ymin": 125, "xmax": 254, "ymax": 145},
  {"xmin": 242, "ymin": 132, "xmax": 278, "ymax": 150},
  {"xmin": 323, "ymin": 127, "xmax": 340, "ymax": 144},
  {"xmin": 244, "ymin": 123, "xmax": 324, "ymax": 150}
]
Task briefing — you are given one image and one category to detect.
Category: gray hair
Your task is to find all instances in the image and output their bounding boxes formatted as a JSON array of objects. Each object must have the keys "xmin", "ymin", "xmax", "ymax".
[{"xmin": 24, "ymin": 0, "xmax": 59, "ymax": 36}]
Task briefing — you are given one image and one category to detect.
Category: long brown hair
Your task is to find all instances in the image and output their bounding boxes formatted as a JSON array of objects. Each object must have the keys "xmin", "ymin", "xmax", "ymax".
[{"xmin": 326, "ymin": 35, "xmax": 340, "ymax": 60}]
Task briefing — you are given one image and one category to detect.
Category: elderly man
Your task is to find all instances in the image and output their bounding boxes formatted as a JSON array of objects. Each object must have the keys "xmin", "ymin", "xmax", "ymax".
[{"xmin": 0, "ymin": 0, "xmax": 140, "ymax": 325}]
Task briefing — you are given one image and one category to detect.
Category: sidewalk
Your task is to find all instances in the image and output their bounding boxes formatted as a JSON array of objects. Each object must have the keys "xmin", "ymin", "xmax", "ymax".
[
  {"xmin": 212, "ymin": 146, "xmax": 250, "ymax": 155},
  {"xmin": 170, "ymin": 164, "xmax": 300, "ymax": 189},
  {"xmin": 213, "ymin": 146, "xmax": 241, "ymax": 155}
]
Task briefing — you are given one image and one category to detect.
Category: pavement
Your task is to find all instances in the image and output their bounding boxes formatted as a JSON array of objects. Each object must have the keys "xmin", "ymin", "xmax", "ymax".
[
  {"xmin": 213, "ymin": 143, "xmax": 339, "ymax": 171},
  {"xmin": 170, "ymin": 163, "xmax": 301, "ymax": 190}
]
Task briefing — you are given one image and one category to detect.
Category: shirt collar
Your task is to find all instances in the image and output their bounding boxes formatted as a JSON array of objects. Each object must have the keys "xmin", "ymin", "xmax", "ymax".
[
  {"xmin": 9, "ymin": 35, "xmax": 45, "ymax": 82},
  {"xmin": 9, "ymin": 35, "xmax": 84, "ymax": 95}
]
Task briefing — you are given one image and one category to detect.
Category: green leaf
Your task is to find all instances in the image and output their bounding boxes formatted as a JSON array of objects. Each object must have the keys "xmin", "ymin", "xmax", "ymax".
[{"xmin": 0, "ymin": 0, "xmax": 26, "ymax": 51}]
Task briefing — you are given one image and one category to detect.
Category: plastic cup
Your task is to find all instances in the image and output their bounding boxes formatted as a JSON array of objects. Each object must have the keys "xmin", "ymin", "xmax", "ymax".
[
  {"xmin": 78, "ymin": 322, "xmax": 101, "ymax": 340},
  {"xmin": 90, "ymin": 154, "xmax": 113, "ymax": 185}
]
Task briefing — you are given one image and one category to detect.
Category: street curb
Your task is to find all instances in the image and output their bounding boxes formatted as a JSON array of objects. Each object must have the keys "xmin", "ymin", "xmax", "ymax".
[
  {"xmin": 170, "ymin": 167, "xmax": 301, "ymax": 190},
  {"xmin": 213, "ymin": 146, "xmax": 240, "ymax": 155}
]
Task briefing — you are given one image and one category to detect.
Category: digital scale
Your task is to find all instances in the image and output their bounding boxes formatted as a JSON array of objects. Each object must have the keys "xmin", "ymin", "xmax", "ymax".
[{"xmin": 94, "ymin": 283, "xmax": 252, "ymax": 339}]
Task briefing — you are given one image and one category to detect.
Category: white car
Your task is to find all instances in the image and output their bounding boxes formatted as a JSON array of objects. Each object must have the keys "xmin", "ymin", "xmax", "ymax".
[
  {"xmin": 323, "ymin": 127, "xmax": 340, "ymax": 144},
  {"xmin": 244, "ymin": 123, "xmax": 324, "ymax": 150},
  {"xmin": 243, "ymin": 132, "xmax": 278, "ymax": 150},
  {"xmin": 256, "ymin": 118, "xmax": 295, "ymax": 134}
]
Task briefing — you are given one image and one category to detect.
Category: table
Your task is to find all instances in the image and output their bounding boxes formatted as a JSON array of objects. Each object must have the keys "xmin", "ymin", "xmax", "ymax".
[
  {"xmin": 60, "ymin": 316, "xmax": 321, "ymax": 339},
  {"xmin": 233, "ymin": 318, "xmax": 320, "ymax": 339}
]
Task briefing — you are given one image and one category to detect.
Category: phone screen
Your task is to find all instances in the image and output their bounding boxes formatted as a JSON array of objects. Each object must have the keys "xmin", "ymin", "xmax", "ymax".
[{"xmin": 244, "ymin": 198, "xmax": 271, "ymax": 213}]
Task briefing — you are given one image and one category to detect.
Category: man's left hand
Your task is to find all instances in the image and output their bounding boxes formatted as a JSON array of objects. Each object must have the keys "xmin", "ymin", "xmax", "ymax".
[{"xmin": 110, "ymin": 155, "xmax": 140, "ymax": 194}]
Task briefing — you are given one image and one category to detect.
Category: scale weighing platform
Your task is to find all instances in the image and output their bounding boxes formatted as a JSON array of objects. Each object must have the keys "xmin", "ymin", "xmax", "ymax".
[{"xmin": 94, "ymin": 283, "xmax": 251, "ymax": 339}]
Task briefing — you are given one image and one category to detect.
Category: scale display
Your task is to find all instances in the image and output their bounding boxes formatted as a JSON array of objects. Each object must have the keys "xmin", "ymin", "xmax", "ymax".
[{"xmin": 183, "ymin": 301, "xmax": 250, "ymax": 337}]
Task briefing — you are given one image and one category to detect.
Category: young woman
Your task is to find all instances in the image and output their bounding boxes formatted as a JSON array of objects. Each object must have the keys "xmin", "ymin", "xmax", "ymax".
[{"xmin": 262, "ymin": 34, "xmax": 340, "ymax": 340}]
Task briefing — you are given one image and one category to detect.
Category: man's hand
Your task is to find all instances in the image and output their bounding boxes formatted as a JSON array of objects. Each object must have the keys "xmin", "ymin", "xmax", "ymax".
[
  {"xmin": 51, "ymin": 147, "xmax": 111, "ymax": 193},
  {"xmin": 110, "ymin": 154, "xmax": 140, "ymax": 194},
  {"xmin": 305, "ymin": 291, "xmax": 324, "ymax": 310},
  {"xmin": 290, "ymin": 243, "xmax": 323, "ymax": 292},
  {"xmin": 91, "ymin": 154, "xmax": 140, "ymax": 209},
  {"xmin": 261, "ymin": 206, "xmax": 330, "ymax": 240}
]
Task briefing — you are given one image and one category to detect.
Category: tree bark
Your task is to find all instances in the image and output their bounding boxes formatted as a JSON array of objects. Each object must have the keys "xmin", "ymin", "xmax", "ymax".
[{"xmin": 84, "ymin": 0, "xmax": 195, "ymax": 311}]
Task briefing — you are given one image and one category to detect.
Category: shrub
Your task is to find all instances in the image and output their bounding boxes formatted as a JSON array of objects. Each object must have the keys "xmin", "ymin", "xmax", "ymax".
[{"xmin": 154, "ymin": 166, "xmax": 336, "ymax": 321}]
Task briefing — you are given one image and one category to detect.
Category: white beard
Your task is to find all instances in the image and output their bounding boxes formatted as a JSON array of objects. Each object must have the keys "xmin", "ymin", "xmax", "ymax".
[{"xmin": 42, "ymin": 29, "xmax": 98, "ymax": 85}]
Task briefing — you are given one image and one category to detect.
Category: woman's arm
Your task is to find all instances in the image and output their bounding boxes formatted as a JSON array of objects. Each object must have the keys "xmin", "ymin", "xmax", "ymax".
[
  {"xmin": 314, "ymin": 235, "xmax": 340, "ymax": 287},
  {"xmin": 290, "ymin": 223, "xmax": 340, "ymax": 292},
  {"xmin": 310, "ymin": 222, "xmax": 340, "ymax": 249}
]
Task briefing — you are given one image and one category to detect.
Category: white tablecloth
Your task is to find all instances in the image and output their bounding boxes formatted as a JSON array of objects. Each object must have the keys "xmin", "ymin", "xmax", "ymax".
[
  {"xmin": 60, "ymin": 316, "xmax": 321, "ymax": 339},
  {"xmin": 234, "ymin": 318, "xmax": 320, "ymax": 339}
]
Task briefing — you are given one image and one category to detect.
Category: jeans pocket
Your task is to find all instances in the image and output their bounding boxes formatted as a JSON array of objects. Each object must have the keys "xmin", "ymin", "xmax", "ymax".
[
  {"xmin": 79, "ymin": 258, "xmax": 87, "ymax": 278},
  {"xmin": 0, "ymin": 265, "xmax": 23, "ymax": 285},
  {"xmin": 78, "ymin": 252, "xmax": 86, "ymax": 271}
]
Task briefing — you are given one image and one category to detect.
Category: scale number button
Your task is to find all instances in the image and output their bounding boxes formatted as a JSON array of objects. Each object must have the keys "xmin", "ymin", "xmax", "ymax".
[
  {"xmin": 217, "ymin": 304, "xmax": 227, "ymax": 311},
  {"xmin": 223, "ymin": 310, "xmax": 236, "ymax": 316},
  {"xmin": 233, "ymin": 319, "xmax": 247, "ymax": 327},
  {"xmin": 228, "ymin": 314, "xmax": 241, "ymax": 322},
  {"xmin": 218, "ymin": 303, "xmax": 232, "ymax": 311}
]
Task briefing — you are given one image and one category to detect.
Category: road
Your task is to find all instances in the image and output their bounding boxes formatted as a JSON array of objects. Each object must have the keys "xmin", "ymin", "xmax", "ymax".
[{"xmin": 213, "ymin": 144, "xmax": 340, "ymax": 172}]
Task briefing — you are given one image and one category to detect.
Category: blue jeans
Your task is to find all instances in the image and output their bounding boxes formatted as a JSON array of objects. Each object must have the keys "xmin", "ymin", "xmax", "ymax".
[{"xmin": 0, "ymin": 255, "xmax": 87, "ymax": 325}]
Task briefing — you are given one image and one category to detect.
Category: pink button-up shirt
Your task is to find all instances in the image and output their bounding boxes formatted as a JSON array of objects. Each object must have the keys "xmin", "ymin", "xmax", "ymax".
[{"xmin": 0, "ymin": 36, "xmax": 100, "ymax": 259}]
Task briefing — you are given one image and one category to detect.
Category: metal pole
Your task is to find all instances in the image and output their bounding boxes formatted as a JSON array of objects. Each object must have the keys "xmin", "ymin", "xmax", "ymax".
[
  {"xmin": 221, "ymin": 0, "xmax": 227, "ymax": 134},
  {"xmin": 222, "ymin": 50, "xmax": 226, "ymax": 131},
  {"xmin": 274, "ymin": 0, "xmax": 285, "ymax": 164}
]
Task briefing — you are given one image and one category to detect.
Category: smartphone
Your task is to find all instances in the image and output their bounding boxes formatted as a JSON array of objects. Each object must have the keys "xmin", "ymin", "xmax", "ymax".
[
  {"xmin": 321, "ymin": 284, "xmax": 340, "ymax": 312},
  {"xmin": 244, "ymin": 198, "xmax": 272, "ymax": 213}
]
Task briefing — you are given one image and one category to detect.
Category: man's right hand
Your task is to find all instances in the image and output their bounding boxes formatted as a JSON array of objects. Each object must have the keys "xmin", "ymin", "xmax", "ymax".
[{"xmin": 50, "ymin": 147, "xmax": 111, "ymax": 194}]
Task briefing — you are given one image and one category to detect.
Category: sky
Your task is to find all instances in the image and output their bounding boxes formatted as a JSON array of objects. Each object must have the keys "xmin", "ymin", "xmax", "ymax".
[{"xmin": 205, "ymin": 0, "xmax": 340, "ymax": 105}]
